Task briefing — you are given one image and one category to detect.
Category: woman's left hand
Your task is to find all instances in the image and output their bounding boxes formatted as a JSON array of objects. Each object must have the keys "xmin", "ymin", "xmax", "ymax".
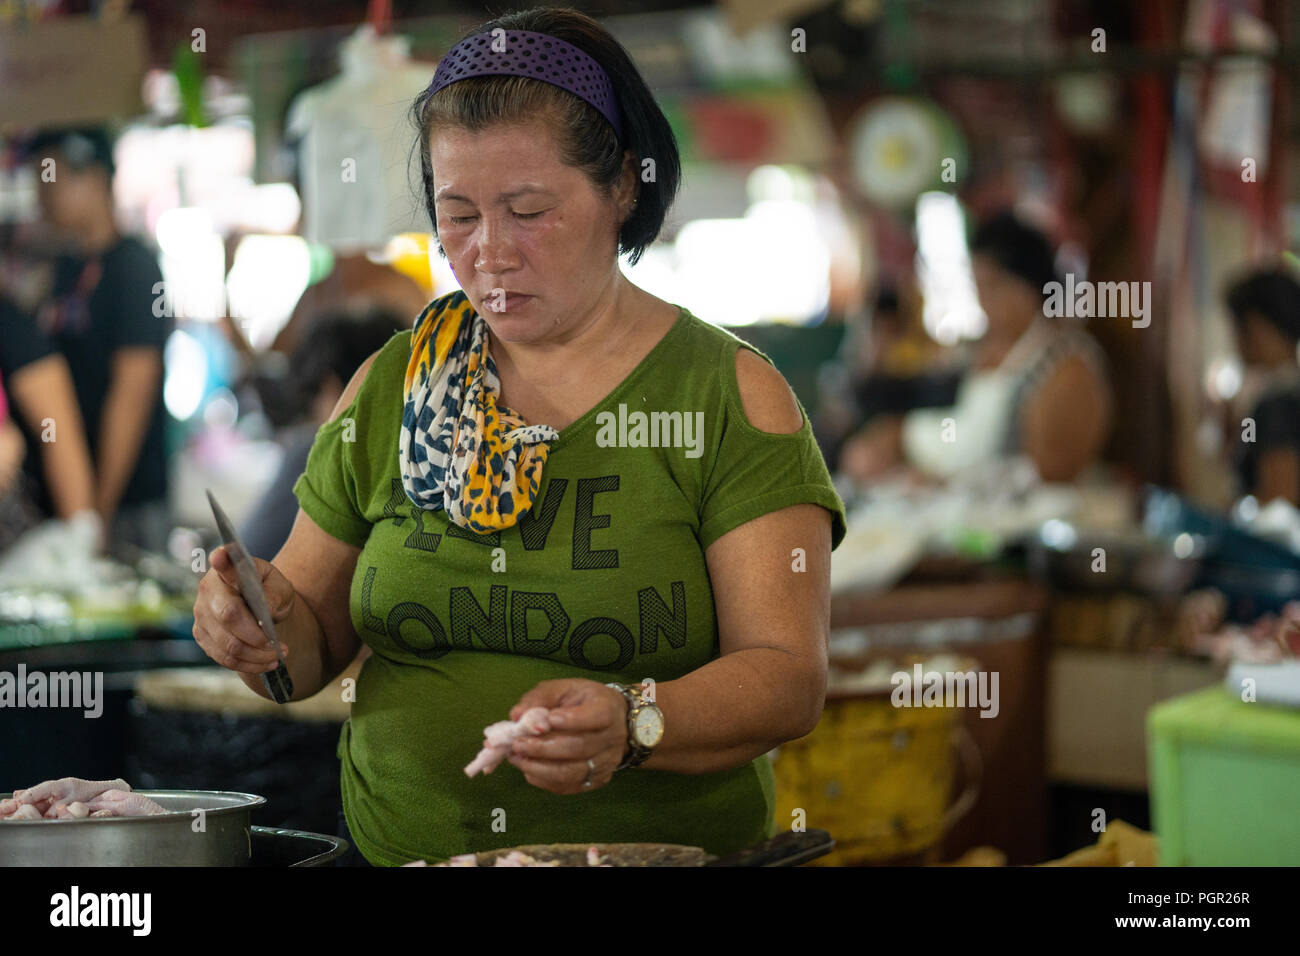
[{"xmin": 506, "ymin": 679, "xmax": 629, "ymax": 794}]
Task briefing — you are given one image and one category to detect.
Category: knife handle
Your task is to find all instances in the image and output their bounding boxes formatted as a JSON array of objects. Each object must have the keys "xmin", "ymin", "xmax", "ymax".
[{"xmin": 261, "ymin": 662, "xmax": 294, "ymax": 704}]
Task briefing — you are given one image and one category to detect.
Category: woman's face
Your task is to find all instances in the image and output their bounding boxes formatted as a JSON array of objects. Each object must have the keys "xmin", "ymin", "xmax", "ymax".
[
  {"xmin": 428, "ymin": 120, "xmax": 630, "ymax": 344},
  {"xmin": 972, "ymin": 254, "xmax": 1041, "ymax": 339}
]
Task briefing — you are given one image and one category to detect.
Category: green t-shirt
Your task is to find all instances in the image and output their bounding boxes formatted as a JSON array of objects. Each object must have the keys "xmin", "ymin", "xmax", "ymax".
[{"xmin": 293, "ymin": 294, "xmax": 847, "ymax": 865}]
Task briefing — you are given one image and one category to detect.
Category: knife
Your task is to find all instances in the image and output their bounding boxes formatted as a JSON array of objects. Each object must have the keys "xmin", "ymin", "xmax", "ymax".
[{"xmin": 206, "ymin": 489, "xmax": 294, "ymax": 704}]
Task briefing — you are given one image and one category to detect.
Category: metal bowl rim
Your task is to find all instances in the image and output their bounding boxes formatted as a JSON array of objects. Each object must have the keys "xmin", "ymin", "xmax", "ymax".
[{"xmin": 0, "ymin": 789, "xmax": 266, "ymax": 825}]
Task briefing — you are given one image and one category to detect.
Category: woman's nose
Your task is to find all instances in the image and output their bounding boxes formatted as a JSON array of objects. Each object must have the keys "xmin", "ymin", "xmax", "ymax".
[{"xmin": 474, "ymin": 219, "xmax": 520, "ymax": 275}]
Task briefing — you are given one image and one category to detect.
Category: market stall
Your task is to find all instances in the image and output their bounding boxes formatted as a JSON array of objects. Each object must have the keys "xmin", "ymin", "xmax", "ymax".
[{"xmin": 1, "ymin": 0, "xmax": 1298, "ymax": 898}]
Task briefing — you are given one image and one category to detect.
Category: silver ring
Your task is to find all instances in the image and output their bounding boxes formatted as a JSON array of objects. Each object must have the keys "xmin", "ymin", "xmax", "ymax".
[{"xmin": 582, "ymin": 758, "xmax": 595, "ymax": 789}]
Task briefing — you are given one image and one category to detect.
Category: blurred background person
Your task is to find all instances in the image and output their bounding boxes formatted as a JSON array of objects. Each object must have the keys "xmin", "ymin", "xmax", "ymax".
[
  {"xmin": 840, "ymin": 211, "xmax": 1112, "ymax": 485},
  {"xmin": 814, "ymin": 283, "xmax": 961, "ymax": 473},
  {"xmin": 17, "ymin": 127, "xmax": 172, "ymax": 554},
  {"xmin": 1225, "ymin": 268, "xmax": 1300, "ymax": 507},
  {"xmin": 237, "ymin": 306, "xmax": 406, "ymax": 559}
]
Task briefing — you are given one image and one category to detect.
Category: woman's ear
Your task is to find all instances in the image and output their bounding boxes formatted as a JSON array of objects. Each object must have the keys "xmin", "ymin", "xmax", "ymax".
[{"xmin": 617, "ymin": 148, "xmax": 639, "ymax": 214}]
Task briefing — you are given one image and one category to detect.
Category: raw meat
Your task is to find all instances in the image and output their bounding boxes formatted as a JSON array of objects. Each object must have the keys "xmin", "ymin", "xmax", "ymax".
[
  {"xmin": 1187, "ymin": 600, "xmax": 1300, "ymax": 665},
  {"xmin": 463, "ymin": 706, "xmax": 552, "ymax": 777},
  {"xmin": 493, "ymin": 850, "xmax": 560, "ymax": 867},
  {"xmin": 418, "ymin": 846, "xmax": 614, "ymax": 867},
  {"xmin": 0, "ymin": 777, "xmax": 166, "ymax": 820}
]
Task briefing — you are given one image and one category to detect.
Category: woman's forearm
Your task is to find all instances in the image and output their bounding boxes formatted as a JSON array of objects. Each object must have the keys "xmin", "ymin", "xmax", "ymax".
[
  {"xmin": 639, "ymin": 647, "xmax": 825, "ymax": 774},
  {"xmin": 8, "ymin": 356, "xmax": 96, "ymax": 518},
  {"xmin": 39, "ymin": 431, "xmax": 96, "ymax": 518}
]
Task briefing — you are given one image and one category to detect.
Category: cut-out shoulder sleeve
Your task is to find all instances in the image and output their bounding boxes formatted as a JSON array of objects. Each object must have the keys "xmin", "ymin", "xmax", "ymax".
[
  {"xmin": 733, "ymin": 347, "xmax": 803, "ymax": 434},
  {"xmin": 697, "ymin": 339, "xmax": 847, "ymax": 551}
]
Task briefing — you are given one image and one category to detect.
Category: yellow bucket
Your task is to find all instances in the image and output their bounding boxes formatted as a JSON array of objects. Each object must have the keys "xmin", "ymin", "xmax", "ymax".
[{"xmin": 772, "ymin": 656, "xmax": 981, "ymax": 866}]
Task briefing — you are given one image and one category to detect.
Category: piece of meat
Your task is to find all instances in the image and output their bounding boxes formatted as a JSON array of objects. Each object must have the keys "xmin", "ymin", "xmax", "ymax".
[
  {"xmin": 493, "ymin": 850, "xmax": 558, "ymax": 867},
  {"xmin": 79, "ymin": 790, "xmax": 166, "ymax": 818},
  {"xmin": 1, "ymin": 777, "xmax": 164, "ymax": 820},
  {"xmin": 463, "ymin": 706, "xmax": 552, "ymax": 777},
  {"xmin": 47, "ymin": 802, "xmax": 92, "ymax": 820},
  {"xmin": 1, "ymin": 777, "xmax": 131, "ymax": 819}
]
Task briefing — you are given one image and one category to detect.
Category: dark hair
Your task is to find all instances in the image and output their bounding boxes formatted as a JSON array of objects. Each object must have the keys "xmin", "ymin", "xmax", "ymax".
[
  {"xmin": 1226, "ymin": 268, "xmax": 1300, "ymax": 343},
  {"xmin": 292, "ymin": 307, "xmax": 406, "ymax": 400},
  {"xmin": 969, "ymin": 211, "xmax": 1058, "ymax": 297},
  {"xmin": 408, "ymin": 7, "xmax": 680, "ymax": 266},
  {"xmin": 21, "ymin": 127, "xmax": 116, "ymax": 180},
  {"xmin": 872, "ymin": 285, "xmax": 900, "ymax": 316}
]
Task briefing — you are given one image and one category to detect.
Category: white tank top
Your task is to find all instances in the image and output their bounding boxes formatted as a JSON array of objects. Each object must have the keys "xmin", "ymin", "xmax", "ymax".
[{"xmin": 901, "ymin": 321, "xmax": 1107, "ymax": 479}]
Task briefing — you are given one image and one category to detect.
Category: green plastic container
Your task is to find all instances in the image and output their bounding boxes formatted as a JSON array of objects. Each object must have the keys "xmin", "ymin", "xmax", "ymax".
[{"xmin": 1148, "ymin": 686, "xmax": 1300, "ymax": 865}]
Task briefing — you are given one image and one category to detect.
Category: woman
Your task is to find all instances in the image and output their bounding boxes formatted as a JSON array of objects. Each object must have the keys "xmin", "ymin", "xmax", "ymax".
[
  {"xmin": 840, "ymin": 212, "xmax": 1112, "ymax": 484},
  {"xmin": 193, "ymin": 7, "xmax": 846, "ymax": 866},
  {"xmin": 1225, "ymin": 268, "xmax": 1300, "ymax": 505}
]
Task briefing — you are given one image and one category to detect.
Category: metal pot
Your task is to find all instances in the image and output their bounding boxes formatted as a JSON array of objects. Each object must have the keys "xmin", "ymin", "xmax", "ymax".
[
  {"xmin": 0, "ymin": 790, "xmax": 266, "ymax": 866},
  {"xmin": 1027, "ymin": 521, "xmax": 1207, "ymax": 597}
]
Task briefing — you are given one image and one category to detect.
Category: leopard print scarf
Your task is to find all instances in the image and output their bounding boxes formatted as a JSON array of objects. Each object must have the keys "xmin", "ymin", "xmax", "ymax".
[{"xmin": 400, "ymin": 291, "xmax": 558, "ymax": 534}]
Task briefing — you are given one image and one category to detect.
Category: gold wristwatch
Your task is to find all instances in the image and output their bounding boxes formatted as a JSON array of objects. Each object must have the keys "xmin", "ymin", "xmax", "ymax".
[{"xmin": 605, "ymin": 681, "xmax": 664, "ymax": 770}]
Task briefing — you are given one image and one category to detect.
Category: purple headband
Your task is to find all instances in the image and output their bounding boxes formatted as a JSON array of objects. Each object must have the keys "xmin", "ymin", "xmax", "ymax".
[{"xmin": 426, "ymin": 29, "xmax": 623, "ymax": 141}]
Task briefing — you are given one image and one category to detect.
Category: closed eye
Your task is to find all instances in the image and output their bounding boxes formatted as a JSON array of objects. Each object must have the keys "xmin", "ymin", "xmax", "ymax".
[{"xmin": 445, "ymin": 211, "xmax": 545, "ymax": 224}]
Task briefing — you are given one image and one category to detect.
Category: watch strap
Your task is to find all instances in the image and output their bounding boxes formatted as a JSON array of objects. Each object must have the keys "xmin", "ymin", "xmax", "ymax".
[{"xmin": 605, "ymin": 682, "xmax": 654, "ymax": 770}]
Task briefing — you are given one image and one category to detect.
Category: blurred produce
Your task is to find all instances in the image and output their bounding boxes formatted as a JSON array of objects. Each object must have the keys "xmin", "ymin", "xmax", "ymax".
[
  {"xmin": 832, "ymin": 457, "xmax": 1081, "ymax": 594},
  {"xmin": 1038, "ymin": 820, "xmax": 1158, "ymax": 867},
  {"xmin": 0, "ymin": 522, "xmax": 196, "ymax": 649}
]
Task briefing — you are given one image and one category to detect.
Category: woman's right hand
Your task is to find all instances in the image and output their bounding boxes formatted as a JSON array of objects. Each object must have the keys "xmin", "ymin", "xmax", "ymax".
[{"xmin": 193, "ymin": 545, "xmax": 296, "ymax": 674}]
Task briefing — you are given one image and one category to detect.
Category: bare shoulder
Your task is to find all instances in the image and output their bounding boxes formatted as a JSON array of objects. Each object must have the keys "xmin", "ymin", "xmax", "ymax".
[{"xmin": 734, "ymin": 347, "xmax": 803, "ymax": 434}]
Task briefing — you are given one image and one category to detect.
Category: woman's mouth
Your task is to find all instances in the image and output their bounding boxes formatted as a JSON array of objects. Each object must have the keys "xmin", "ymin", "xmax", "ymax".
[{"xmin": 483, "ymin": 289, "xmax": 534, "ymax": 313}]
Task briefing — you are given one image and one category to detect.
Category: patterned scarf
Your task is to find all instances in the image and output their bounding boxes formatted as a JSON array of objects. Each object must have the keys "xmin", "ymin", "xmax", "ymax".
[{"xmin": 400, "ymin": 291, "xmax": 559, "ymax": 534}]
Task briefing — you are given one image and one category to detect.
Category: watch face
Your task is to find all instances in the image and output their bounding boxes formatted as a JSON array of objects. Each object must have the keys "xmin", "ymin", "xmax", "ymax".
[{"xmin": 633, "ymin": 706, "xmax": 664, "ymax": 747}]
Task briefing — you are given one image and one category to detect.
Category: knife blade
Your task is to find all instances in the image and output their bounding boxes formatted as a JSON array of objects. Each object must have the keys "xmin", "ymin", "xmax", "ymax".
[{"xmin": 206, "ymin": 489, "xmax": 294, "ymax": 704}]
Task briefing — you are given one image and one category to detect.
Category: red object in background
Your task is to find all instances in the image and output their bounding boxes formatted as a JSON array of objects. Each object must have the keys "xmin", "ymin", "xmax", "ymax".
[
  {"xmin": 684, "ymin": 98, "xmax": 774, "ymax": 163},
  {"xmin": 367, "ymin": 0, "xmax": 391, "ymax": 35},
  {"xmin": 1282, "ymin": 619, "xmax": 1300, "ymax": 657}
]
